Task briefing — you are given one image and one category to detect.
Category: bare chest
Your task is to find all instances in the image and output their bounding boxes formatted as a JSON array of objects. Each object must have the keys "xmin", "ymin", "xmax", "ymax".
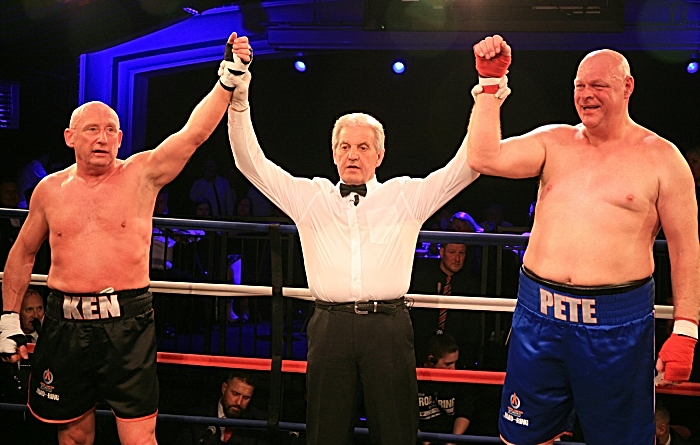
[
  {"xmin": 541, "ymin": 144, "xmax": 659, "ymax": 213},
  {"xmin": 46, "ymin": 178, "xmax": 154, "ymax": 238}
]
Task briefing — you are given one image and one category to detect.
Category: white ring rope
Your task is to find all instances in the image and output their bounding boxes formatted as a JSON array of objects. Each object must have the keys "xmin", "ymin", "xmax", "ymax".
[{"xmin": 0, "ymin": 273, "xmax": 674, "ymax": 319}]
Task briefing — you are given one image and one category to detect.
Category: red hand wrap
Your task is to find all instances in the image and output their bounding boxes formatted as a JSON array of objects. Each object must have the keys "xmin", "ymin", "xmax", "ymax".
[
  {"xmin": 475, "ymin": 55, "xmax": 511, "ymax": 78},
  {"xmin": 659, "ymin": 333, "xmax": 697, "ymax": 382},
  {"xmin": 482, "ymin": 85, "xmax": 499, "ymax": 94}
]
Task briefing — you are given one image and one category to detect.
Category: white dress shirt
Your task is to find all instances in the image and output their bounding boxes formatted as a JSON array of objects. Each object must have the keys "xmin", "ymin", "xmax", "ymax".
[{"xmin": 228, "ymin": 108, "xmax": 479, "ymax": 303}]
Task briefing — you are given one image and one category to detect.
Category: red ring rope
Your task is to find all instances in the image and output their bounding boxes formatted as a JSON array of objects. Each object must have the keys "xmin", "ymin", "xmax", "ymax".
[{"xmin": 25, "ymin": 344, "xmax": 700, "ymax": 396}]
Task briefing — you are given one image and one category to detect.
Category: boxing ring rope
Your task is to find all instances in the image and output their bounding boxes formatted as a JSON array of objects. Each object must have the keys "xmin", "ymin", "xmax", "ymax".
[
  {"xmin": 6, "ymin": 272, "xmax": 698, "ymax": 398},
  {"xmin": 0, "ymin": 403, "xmax": 590, "ymax": 444},
  {"xmin": 0, "ymin": 210, "xmax": 694, "ymax": 443}
]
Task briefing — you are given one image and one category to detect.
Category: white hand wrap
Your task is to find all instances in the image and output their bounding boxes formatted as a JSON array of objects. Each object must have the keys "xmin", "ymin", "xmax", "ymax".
[
  {"xmin": 0, "ymin": 312, "xmax": 26, "ymax": 355},
  {"xmin": 674, "ymin": 319, "xmax": 699, "ymax": 340},
  {"xmin": 227, "ymin": 71, "xmax": 252, "ymax": 112},
  {"xmin": 471, "ymin": 75, "xmax": 511, "ymax": 101},
  {"xmin": 219, "ymin": 53, "xmax": 250, "ymax": 90}
]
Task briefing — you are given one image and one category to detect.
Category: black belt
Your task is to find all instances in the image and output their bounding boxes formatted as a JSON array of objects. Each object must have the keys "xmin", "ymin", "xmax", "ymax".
[
  {"xmin": 315, "ymin": 297, "xmax": 405, "ymax": 315},
  {"xmin": 522, "ymin": 266, "xmax": 651, "ymax": 296},
  {"xmin": 47, "ymin": 287, "xmax": 152, "ymax": 322}
]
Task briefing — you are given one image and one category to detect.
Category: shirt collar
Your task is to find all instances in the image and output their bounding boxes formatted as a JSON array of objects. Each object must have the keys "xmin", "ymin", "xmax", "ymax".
[
  {"xmin": 336, "ymin": 176, "xmax": 379, "ymax": 197},
  {"xmin": 218, "ymin": 399, "xmax": 225, "ymax": 418}
]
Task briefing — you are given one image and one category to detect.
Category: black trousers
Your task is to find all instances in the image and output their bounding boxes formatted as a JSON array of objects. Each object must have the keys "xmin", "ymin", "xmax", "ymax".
[{"xmin": 306, "ymin": 303, "xmax": 419, "ymax": 445}]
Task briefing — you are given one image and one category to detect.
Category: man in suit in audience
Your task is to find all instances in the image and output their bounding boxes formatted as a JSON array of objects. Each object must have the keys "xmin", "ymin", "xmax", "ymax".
[
  {"xmin": 411, "ymin": 243, "xmax": 481, "ymax": 369},
  {"xmin": 180, "ymin": 371, "xmax": 267, "ymax": 445}
]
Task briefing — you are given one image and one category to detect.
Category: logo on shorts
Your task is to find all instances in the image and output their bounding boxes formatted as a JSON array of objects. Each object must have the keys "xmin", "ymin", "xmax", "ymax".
[
  {"xmin": 504, "ymin": 392, "xmax": 529, "ymax": 426},
  {"xmin": 63, "ymin": 294, "xmax": 121, "ymax": 320},
  {"xmin": 43, "ymin": 368, "xmax": 54, "ymax": 385},
  {"xmin": 539, "ymin": 288, "xmax": 597, "ymax": 324},
  {"xmin": 510, "ymin": 392, "xmax": 521, "ymax": 409}
]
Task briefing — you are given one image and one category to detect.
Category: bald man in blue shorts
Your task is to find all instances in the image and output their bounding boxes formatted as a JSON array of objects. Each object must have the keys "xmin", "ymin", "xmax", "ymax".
[{"xmin": 466, "ymin": 35, "xmax": 699, "ymax": 444}]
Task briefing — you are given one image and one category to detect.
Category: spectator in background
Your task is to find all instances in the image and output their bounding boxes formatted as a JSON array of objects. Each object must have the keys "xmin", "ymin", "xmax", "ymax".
[
  {"xmin": 0, "ymin": 180, "xmax": 20, "ymax": 209},
  {"xmin": 179, "ymin": 371, "xmax": 267, "ymax": 444},
  {"xmin": 0, "ymin": 289, "xmax": 55, "ymax": 443},
  {"xmin": 426, "ymin": 207, "xmax": 452, "ymax": 231},
  {"xmin": 449, "ymin": 212, "xmax": 483, "ymax": 280},
  {"xmin": 151, "ymin": 190, "xmax": 176, "ymax": 273},
  {"xmin": 410, "ymin": 243, "xmax": 481, "ymax": 369},
  {"xmin": 235, "ymin": 196, "xmax": 253, "ymax": 218},
  {"xmin": 450, "ymin": 211, "xmax": 483, "ymax": 234},
  {"xmin": 685, "ymin": 147, "xmax": 700, "ymax": 188},
  {"xmin": 0, "ymin": 180, "xmax": 22, "ymax": 270},
  {"xmin": 655, "ymin": 403, "xmax": 692, "ymax": 445},
  {"xmin": 16, "ymin": 153, "xmax": 48, "ymax": 209},
  {"xmin": 479, "ymin": 203, "xmax": 514, "ymax": 233},
  {"xmin": 245, "ymin": 186, "xmax": 274, "ymax": 217},
  {"xmin": 190, "ymin": 158, "xmax": 236, "ymax": 217},
  {"xmin": 19, "ymin": 288, "xmax": 43, "ymax": 343},
  {"xmin": 418, "ymin": 332, "xmax": 475, "ymax": 444},
  {"xmin": 194, "ymin": 197, "xmax": 214, "ymax": 218}
]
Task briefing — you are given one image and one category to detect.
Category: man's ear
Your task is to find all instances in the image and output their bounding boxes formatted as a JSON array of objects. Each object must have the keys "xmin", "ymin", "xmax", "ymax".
[
  {"xmin": 623, "ymin": 76, "xmax": 634, "ymax": 99},
  {"xmin": 221, "ymin": 382, "xmax": 228, "ymax": 395},
  {"xmin": 375, "ymin": 149, "xmax": 385, "ymax": 168},
  {"xmin": 64, "ymin": 128, "xmax": 74, "ymax": 148}
]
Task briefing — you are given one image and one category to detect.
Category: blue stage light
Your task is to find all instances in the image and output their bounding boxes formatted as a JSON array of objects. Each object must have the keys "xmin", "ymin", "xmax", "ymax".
[
  {"xmin": 688, "ymin": 60, "xmax": 699, "ymax": 74},
  {"xmin": 294, "ymin": 61, "xmax": 306, "ymax": 72},
  {"xmin": 182, "ymin": 6, "xmax": 200, "ymax": 15},
  {"xmin": 392, "ymin": 61, "xmax": 405, "ymax": 74}
]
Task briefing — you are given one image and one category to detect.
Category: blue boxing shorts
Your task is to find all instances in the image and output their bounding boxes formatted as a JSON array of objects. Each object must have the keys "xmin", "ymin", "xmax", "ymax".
[{"xmin": 499, "ymin": 267, "xmax": 655, "ymax": 445}]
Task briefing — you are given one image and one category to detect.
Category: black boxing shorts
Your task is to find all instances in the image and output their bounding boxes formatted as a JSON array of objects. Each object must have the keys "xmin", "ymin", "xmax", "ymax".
[{"xmin": 28, "ymin": 288, "xmax": 158, "ymax": 423}]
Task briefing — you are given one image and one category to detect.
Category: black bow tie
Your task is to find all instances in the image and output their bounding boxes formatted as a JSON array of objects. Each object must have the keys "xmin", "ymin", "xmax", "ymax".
[{"xmin": 339, "ymin": 183, "xmax": 367, "ymax": 197}]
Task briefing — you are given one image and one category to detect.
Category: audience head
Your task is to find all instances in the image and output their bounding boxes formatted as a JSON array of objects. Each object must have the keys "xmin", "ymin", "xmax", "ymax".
[
  {"xmin": 483, "ymin": 203, "xmax": 505, "ymax": 228},
  {"xmin": 685, "ymin": 147, "xmax": 700, "ymax": 184},
  {"xmin": 425, "ymin": 331, "xmax": 459, "ymax": 369},
  {"xmin": 439, "ymin": 243, "xmax": 467, "ymax": 276},
  {"xmin": 20, "ymin": 289, "xmax": 44, "ymax": 335},
  {"xmin": 221, "ymin": 371, "xmax": 256, "ymax": 418},
  {"xmin": 0, "ymin": 180, "xmax": 20, "ymax": 208},
  {"xmin": 450, "ymin": 212, "xmax": 483, "ymax": 233},
  {"xmin": 654, "ymin": 403, "xmax": 671, "ymax": 444},
  {"xmin": 236, "ymin": 196, "xmax": 253, "ymax": 217},
  {"xmin": 193, "ymin": 198, "xmax": 212, "ymax": 217}
]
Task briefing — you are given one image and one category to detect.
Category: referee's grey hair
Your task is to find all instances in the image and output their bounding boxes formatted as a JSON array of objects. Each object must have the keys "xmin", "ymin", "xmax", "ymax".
[{"xmin": 331, "ymin": 113, "xmax": 385, "ymax": 153}]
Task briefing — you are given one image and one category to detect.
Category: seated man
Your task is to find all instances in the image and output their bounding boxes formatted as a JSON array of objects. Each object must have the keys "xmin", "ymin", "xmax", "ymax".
[
  {"xmin": 19, "ymin": 288, "xmax": 44, "ymax": 343},
  {"xmin": 418, "ymin": 332, "xmax": 476, "ymax": 444},
  {"xmin": 410, "ymin": 243, "xmax": 481, "ymax": 368},
  {"xmin": 1, "ymin": 289, "xmax": 44, "ymax": 403},
  {"xmin": 655, "ymin": 402, "xmax": 692, "ymax": 445},
  {"xmin": 0, "ymin": 289, "xmax": 55, "ymax": 443},
  {"xmin": 179, "ymin": 371, "xmax": 267, "ymax": 445}
]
